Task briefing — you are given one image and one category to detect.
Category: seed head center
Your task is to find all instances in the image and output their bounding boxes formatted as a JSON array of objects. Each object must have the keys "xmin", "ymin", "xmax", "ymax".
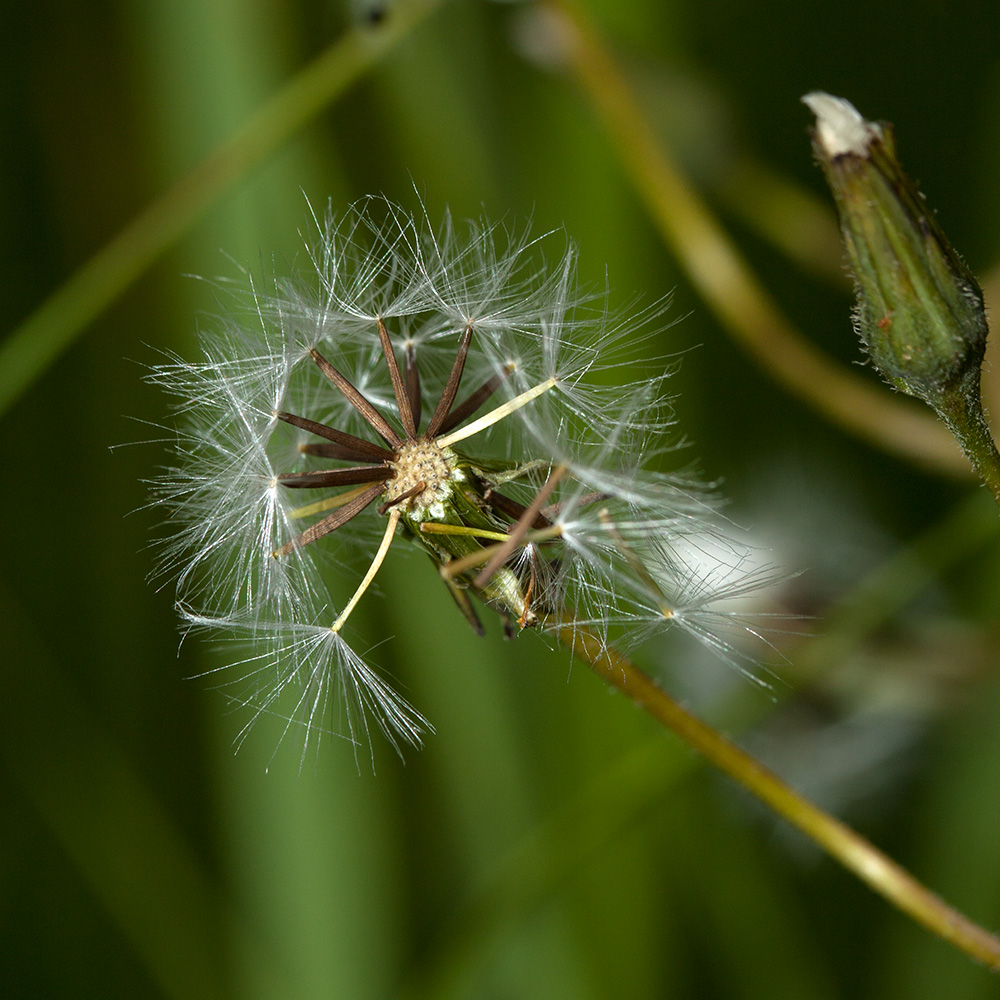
[{"xmin": 386, "ymin": 439, "xmax": 456, "ymax": 512}]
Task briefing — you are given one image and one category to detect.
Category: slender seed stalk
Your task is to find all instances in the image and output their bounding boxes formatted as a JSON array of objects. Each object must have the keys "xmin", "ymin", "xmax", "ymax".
[
  {"xmin": 331, "ymin": 509, "xmax": 401, "ymax": 633},
  {"xmin": 552, "ymin": 620, "xmax": 1000, "ymax": 972},
  {"xmin": 439, "ymin": 524, "xmax": 564, "ymax": 580},
  {"xmin": 473, "ymin": 465, "xmax": 566, "ymax": 589},
  {"xmin": 598, "ymin": 508, "xmax": 675, "ymax": 618},
  {"xmin": 289, "ymin": 483, "xmax": 377, "ymax": 519},
  {"xmin": 419, "ymin": 523, "xmax": 512, "ymax": 543},
  {"xmin": 436, "ymin": 378, "xmax": 558, "ymax": 448}
]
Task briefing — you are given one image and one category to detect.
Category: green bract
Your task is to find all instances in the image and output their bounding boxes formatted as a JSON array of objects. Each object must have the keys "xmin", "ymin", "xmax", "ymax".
[
  {"xmin": 805, "ymin": 93, "xmax": 989, "ymax": 413},
  {"xmin": 806, "ymin": 93, "xmax": 1000, "ymax": 502}
]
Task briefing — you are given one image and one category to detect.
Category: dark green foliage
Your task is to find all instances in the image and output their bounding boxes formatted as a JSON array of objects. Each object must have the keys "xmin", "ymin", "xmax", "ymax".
[{"xmin": 2, "ymin": 1, "xmax": 1000, "ymax": 997}]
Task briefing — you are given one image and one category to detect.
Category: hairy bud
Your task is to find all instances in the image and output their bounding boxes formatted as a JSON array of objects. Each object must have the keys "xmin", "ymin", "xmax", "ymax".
[{"xmin": 804, "ymin": 92, "xmax": 988, "ymax": 410}]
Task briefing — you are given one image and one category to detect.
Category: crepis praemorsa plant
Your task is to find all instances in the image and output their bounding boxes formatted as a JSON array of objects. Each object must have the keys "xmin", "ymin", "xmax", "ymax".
[{"xmin": 150, "ymin": 196, "xmax": 776, "ymax": 761}]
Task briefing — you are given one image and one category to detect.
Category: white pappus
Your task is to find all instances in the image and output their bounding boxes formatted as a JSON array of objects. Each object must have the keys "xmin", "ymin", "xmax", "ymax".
[{"xmin": 149, "ymin": 196, "xmax": 779, "ymax": 763}]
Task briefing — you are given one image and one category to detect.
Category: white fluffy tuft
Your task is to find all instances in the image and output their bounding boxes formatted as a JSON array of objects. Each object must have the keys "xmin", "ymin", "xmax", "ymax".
[
  {"xmin": 802, "ymin": 92, "xmax": 881, "ymax": 157},
  {"xmin": 151, "ymin": 196, "xmax": 781, "ymax": 759}
]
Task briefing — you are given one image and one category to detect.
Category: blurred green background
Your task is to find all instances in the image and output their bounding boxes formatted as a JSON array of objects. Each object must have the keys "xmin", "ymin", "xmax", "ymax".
[{"xmin": 4, "ymin": 0, "xmax": 1000, "ymax": 997}]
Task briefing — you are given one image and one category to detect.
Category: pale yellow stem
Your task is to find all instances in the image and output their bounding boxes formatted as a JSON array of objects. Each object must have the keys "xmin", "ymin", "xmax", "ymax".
[
  {"xmin": 597, "ymin": 509, "xmax": 674, "ymax": 619},
  {"xmin": 437, "ymin": 378, "xmax": 557, "ymax": 448},
  {"xmin": 473, "ymin": 465, "xmax": 567, "ymax": 590},
  {"xmin": 441, "ymin": 524, "xmax": 564, "ymax": 580},
  {"xmin": 290, "ymin": 483, "xmax": 374, "ymax": 519},
  {"xmin": 331, "ymin": 509, "xmax": 400, "ymax": 634},
  {"xmin": 419, "ymin": 523, "xmax": 512, "ymax": 543}
]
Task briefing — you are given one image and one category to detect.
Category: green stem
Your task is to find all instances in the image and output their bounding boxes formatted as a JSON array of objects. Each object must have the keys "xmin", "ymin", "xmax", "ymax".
[
  {"xmin": 553, "ymin": 621, "xmax": 1000, "ymax": 972},
  {"xmin": 0, "ymin": 0, "xmax": 442, "ymax": 419},
  {"xmin": 938, "ymin": 381, "xmax": 1000, "ymax": 509}
]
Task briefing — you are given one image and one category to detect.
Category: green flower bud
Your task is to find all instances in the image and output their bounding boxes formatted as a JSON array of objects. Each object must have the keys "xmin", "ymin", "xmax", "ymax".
[{"xmin": 803, "ymin": 92, "xmax": 988, "ymax": 412}]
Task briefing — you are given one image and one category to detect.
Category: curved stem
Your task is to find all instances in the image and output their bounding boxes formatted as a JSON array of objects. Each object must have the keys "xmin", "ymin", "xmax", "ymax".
[
  {"xmin": 551, "ymin": 0, "xmax": 967, "ymax": 477},
  {"xmin": 332, "ymin": 508, "xmax": 401, "ymax": 634},
  {"xmin": 0, "ymin": 0, "xmax": 443, "ymax": 419},
  {"xmin": 552, "ymin": 620, "xmax": 1000, "ymax": 971}
]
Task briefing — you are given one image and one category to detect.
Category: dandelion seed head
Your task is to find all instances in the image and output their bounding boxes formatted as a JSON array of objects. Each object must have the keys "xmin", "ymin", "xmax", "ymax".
[{"xmin": 150, "ymin": 195, "xmax": 780, "ymax": 760}]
